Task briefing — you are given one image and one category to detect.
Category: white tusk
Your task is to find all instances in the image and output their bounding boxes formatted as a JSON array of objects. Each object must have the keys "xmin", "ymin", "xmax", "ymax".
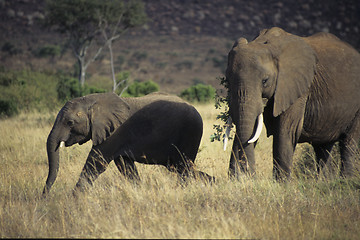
[
  {"xmin": 223, "ymin": 117, "xmax": 233, "ymax": 151},
  {"xmin": 60, "ymin": 141, "xmax": 65, "ymax": 148},
  {"xmin": 248, "ymin": 113, "xmax": 263, "ymax": 144}
]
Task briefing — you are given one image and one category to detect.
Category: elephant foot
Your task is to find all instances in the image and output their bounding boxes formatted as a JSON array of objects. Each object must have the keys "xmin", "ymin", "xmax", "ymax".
[
  {"xmin": 177, "ymin": 170, "xmax": 215, "ymax": 186},
  {"xmin": 72, "ymin": 177, "xmax": 94, "ymax": 196},
  {"xmin": 194, "ymin": 171, "xmax": 216, "ymax": 184}
]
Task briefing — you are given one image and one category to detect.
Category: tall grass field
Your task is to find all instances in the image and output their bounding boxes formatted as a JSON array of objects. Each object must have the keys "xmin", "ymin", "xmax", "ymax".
[{"xmin": 0, "ymin": 104, "xmax": 359, "ymax": 239}]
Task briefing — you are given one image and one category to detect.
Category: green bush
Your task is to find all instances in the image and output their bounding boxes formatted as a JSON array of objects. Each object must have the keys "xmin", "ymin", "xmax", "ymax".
[
  {"xmin": 114, "ymin": 71, "xmax": 130, "ymax": 95},
  {"xmin": 57, "ymin": 76, "xmax": 81, "ymax": 101},
  {"xmin": 0, "ymin": 71, "xmax": 25, "ymax": 86},
  {"xmin": 1, "ymin": 42, "xmax": 22, "ymax": 55},
  {"xmin": 57, "ymin": 76, "xmax": 106, "ymax": 102},
  {"xmin": 0, "ymin": 98, "xmax": 18, "ymax": 117},
  {"xmin": 0, "ymin": 70, "xmax": 60, "ymax": 117},
  {"xmin": 131, "ymin": 51, "xmax": 148, "ymax": 61},
  {"xmin": 180, "ymin": 83, "xmax": 215, "ymax": 103},
  {"xmin": 122, "ymin": 80, "xmax": 159, "ymax": 97},
  {"xmin": 33, "ymin": 45, "xmax": 61, "ymax": 58},
  {"xmin": 0, "ymin": 69, "xmax": 108, "ymax": 117},
  {"xmin": 116, "ymin": 55, "xmax": 126, "ymax": 70},
  {"xmin": 175, "ymin": 60, "xmax": 193, "ymax": 70},
  {"xmin": 86, "ymin": 85, "xmax": 107, "ymax": 95},
  {"xmin": 212, "ymin": 56, "xmax": 227, "ymax": 73}
]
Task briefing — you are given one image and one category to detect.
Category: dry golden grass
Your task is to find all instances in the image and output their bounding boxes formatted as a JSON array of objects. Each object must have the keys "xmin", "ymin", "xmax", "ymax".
[{"xmin": 0, "ymin": 105, "xmax": 359, "ymax": 239}]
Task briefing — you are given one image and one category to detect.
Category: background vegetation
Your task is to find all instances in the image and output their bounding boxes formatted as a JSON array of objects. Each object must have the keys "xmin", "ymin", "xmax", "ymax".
[
  {"xmin": 0, "ymin": 69, "xmax": 60, "ymax": 117},
  {"xmin": 180, "ymin": 83, "xmax": 215, "ymax": 103},
  {"xmin": 0, "ymin": 69, "xmax": 215, "ymax": 117}
]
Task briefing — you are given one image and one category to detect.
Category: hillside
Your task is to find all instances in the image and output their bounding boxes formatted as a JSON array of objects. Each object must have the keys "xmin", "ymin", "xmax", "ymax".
[{"xmin": 1, "ymin": 0, "xmax": 359, "ymax": 94}]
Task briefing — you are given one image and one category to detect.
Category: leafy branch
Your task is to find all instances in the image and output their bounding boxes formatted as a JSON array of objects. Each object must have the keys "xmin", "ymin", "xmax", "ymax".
[{"xmin": 210, "ymin": 76, "xmax": 233, "ymax": 142}]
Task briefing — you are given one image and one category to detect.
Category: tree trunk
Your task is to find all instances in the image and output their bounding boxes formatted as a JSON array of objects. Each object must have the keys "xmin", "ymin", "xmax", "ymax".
[
  {"xmin": 78, "ymin": 58, "xmax": 86, "ymax": 87},
  {"xmin": 106, "ymin": 42, "xmax": 116, "ymax": 92}
]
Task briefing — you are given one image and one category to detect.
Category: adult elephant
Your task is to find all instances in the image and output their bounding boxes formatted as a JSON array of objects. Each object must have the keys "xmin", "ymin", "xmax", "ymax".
[
  {"xmin": 224, "ymin": 27, "xmax": 360, "ymax": 180},
  {"xmin": 43, "ymin": 92, "xmax": 213, "ymax": 196}
]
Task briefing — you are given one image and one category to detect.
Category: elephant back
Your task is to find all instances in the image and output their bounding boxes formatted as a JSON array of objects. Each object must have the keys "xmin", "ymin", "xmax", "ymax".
[{"xmin": 124, "ymin": 92, "xmax": 187, "ymax": 114}]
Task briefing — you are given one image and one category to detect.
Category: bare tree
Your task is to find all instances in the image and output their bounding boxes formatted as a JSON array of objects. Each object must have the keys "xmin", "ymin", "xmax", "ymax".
[{"xmin": 44, "ymin": 0, "xmax": 147, "ymax": 88}]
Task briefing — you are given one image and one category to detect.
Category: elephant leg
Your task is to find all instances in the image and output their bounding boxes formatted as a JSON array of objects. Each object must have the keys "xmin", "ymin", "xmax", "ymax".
[
  {"xmin": 273, "ymin": 100, "xmax": 306, "ymax": 181},
  {"xmin": 114, "ymin": 156, "xmax": 140, "ymax": 181},
  {"xmin": 167, "ymin": 161, "xmax": 214, "ymax": 184},
  {"xmin": 167, "ymin": 147, "xmax": 214, "ymax": 184},
  {"xmin": 166, "ymin": 148, "xmax": 194, "ymax": 181},
  {"xmin": 193, "ymin": 170, "xmax": 215, "ymax": 183},
  {"xmin": 167, "ymin": 159, "xmax": 192, "ymax": 183},
  {"xmin": 184, "ymin": 159, "xmax": 215, "ymax": 184},
  {"xmin": 339, "ymin": 138, "xmax": 359, "ymax": 177},
  {"xmin": 74, "ymin": 148, "xmax": 111, "ymax": 192},
  {"xmin": 273, "ymin": 133, "xmax": 295, "ymax": 181},
  {"xmin": 313, "ymin": 143, "xmax": 334, "ymax": 176},
  {"xmin": 228, "ymin": 136, "xmax": 240, "ymax": 177},
  {"xmin": 272, "ymin": 122, "xmax": 302, "ymax": 181},
  {"xmin": 228, "ymin": 135, "xmax": 256, "ymax": 179},
  {"xmin": 339, "ymin": 113, "xmax": 360, "ymax": 177}
]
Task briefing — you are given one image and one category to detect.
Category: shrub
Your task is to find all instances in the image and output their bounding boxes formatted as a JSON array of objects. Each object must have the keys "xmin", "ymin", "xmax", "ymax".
[
  {"xmin": 0, "ymin": 70, "xmax": 60, "ymax": 117},
  {"xmin": 114, "ymin": 71, "xmax": 130, "ymax": 95},
  {"xmin": 154, "ymin": 62, "xmax": 167, "ymax": 69},
  {"xmin": 57, "ymin": 76, "xmax": 106, "ymax": 102},
  {"xmin": 132, "ymin": 51, "xmax": 148, "ymax": 61},
  {"xmin": 116, "ymin": 55, "xmax": 126, "ymax": 69},
  {"xmin": 86, "ymin": 85, "xmax": 107, "ymax": 95},
  {"xmin": 0, "ymin": 71, "xmax": 24, "ymax": 86},
  {"xmin": 180, "ymin": 83, "xmax": 215, "ymax": 103},
  {"xmin": 57, "ymin": 76, "xmax": 82, "ymax": 101},
  {"xmin": 33, "ymin": 45, "xmax": 61, "ymax": 58},
  {"xmin": 1, "ymin": 42, "xmax": 22, "ymax": 55},
  {"xmin": 175, "ymin": 60, "xmax": 193, "ymax": 70},
  {"xmin": 212, "ymin": 56, "xmax": 227, "ymax": 73},
  {"xmin": 0, "ymin": 72, "xmax": 21, "ymax": 117},
  {"xmin": 0, "ymin": 69, "xmax": 108, "ymax": 117},
  {"xmin": 0, "ymin": 98, "xmax": 18, "ymax": 117},
  {"xmin": 122, "ymin": 80, "xmax": 159, "ymax": 97}
]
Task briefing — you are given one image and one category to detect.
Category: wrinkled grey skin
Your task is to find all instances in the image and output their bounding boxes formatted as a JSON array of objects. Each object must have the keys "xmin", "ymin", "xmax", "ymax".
[
  {"xmin": 43, "ymin": 92, "xmax": 213, "ymax": 196},
  {"xmin": 226, "ymin": 27, "xmax": 360, "ymax": 180}
]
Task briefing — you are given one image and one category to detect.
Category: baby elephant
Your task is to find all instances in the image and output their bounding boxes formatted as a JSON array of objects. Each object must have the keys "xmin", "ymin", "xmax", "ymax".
[{"xmin": 43, "ymin": 92, "xmax": 214, "ymax": 196}]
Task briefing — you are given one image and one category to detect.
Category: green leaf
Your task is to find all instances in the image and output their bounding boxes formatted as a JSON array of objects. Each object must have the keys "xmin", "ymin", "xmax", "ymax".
[{"xmin": 211, "ymin": 76, "xmax": 232, "ymax": 142}]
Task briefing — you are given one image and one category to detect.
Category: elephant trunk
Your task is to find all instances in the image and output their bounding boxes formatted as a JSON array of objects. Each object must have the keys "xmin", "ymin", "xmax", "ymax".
[
  {"xmin": 43, "ymin": 122, "xmax": 67, "ymax": 196},
  {"xmin": 229, "ymin": 92, "xmax": 263, "ymax": 176},
  {"xmin": 232, "ymin": 97, "xmax": 262, "ymax": 145},
  {"xmin": 43, "ymin": 131, "xmax": 60, "ymax": 195},
  {"xmin": 224, "ymin": 112, "xmax": 263, "ymax": 151}
]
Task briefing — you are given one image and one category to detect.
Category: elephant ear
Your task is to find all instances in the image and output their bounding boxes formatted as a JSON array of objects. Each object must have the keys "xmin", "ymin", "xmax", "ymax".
[
  {"xmin": 88, "ymin": 93, "xmax": 131, "ymax": 146},
  {"xmin": 269, "ymin": 30, "xmax": 317, "ymax": 117}
]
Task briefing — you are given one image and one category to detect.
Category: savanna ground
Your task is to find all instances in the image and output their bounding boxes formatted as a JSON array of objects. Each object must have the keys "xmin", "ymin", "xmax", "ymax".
[{"xmin": 1, "ymin": 104, "xmax": 360, "ymax": 239}]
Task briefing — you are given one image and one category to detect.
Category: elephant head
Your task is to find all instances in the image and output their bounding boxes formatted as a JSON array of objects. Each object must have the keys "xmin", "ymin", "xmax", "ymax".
[
  {"xmin": 43, "ymin": 93, "xmax": 130, "ymax": 195},
  {"xmin": 226, "ymin": 27, "xmax": 317, "ymax": 175}
]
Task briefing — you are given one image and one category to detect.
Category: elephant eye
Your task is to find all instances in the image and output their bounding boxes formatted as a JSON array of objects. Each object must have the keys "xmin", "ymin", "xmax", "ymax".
[
  {"xmin": 262, "ymin": 78, "xmax": 269, "ymax": 87},
  {"xmin": 67, "ymin": 120, "xmax": 75, "ymax": 127}
]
